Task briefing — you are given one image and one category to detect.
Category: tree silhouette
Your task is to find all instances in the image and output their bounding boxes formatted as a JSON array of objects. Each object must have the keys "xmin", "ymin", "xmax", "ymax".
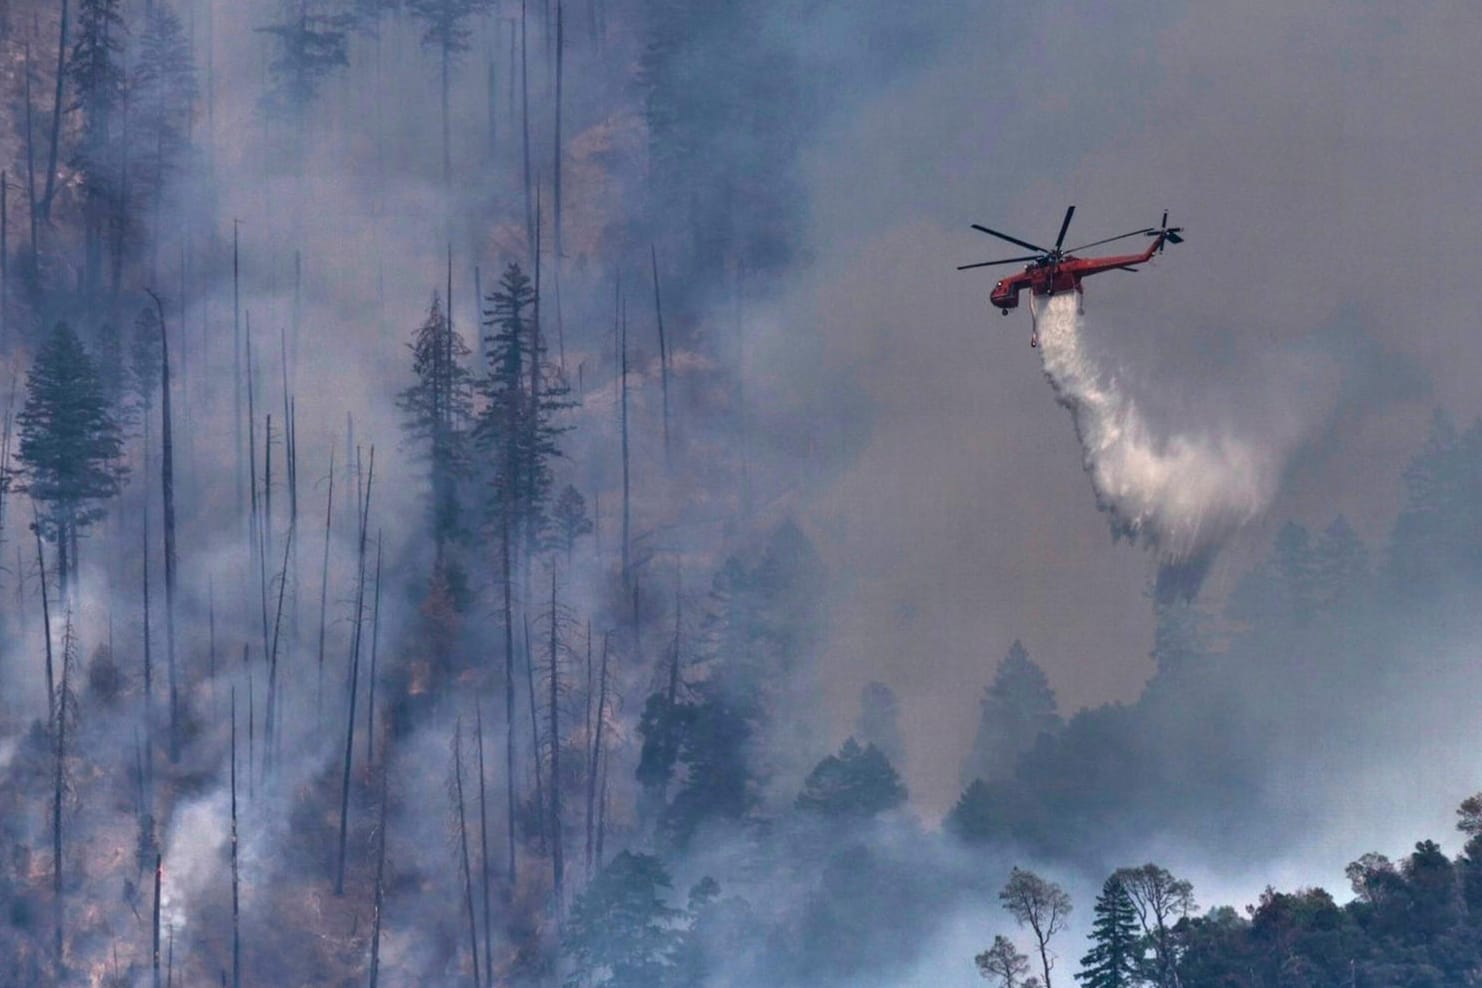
[
  {"xmin": 794, "ymin": 738, "xmax": 906, "ymax": 819},
  {"xmin": 1076, "ymin": 876, "xmax": 1140, "ymax": 988},
  {"xmin": 16, "ymin": 323, "xmax": 127, "ymax": 591}
]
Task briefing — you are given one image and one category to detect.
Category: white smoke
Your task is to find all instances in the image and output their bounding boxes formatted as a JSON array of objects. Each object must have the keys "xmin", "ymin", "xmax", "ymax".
[{"xmin": 1033, "ymin": 293, "xmax": 1277, "ymax": 588}]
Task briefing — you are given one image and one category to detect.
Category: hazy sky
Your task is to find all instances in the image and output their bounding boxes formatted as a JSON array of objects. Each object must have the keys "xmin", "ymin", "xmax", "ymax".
[{"xmin": 767, "ymin": 0, "xmax": 1482, "ymax": 811}]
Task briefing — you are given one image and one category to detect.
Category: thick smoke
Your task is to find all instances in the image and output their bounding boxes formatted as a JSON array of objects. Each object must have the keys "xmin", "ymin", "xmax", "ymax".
[{"xmin": 1033, "ymin": 292, "xmax": 1278, "ymax": 597}]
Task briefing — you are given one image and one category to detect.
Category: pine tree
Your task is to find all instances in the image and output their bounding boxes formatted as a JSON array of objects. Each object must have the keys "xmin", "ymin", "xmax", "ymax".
[
  {"xmin": 562, "ymin": 851, "xmax": 683, "ymax": 987},
  {"xmin": 397, "ymin": 291, "xmax": 472, "ymax": 559},
  {"xmin": 67, "ymin": 0, "xmax": 126, "ymax": 293},
  {"xmin": 405, "ymin": 0, "xmax": 492, "ymax": 188},
  {"xmin": 477, "ymin": 261, "xmax": 568, "ymax": 556},
  {"xmin": 16, "ymin": 323, "xmax": 127, "ymax": 591},
  {"xmin": 550, "ymin": 482, "xmax": 591, "ymax": 562},
  {"xmin": 961, "ymin": 641, "xmax": 1061, "ymax": 789},
  {"xmin": 132, "ymin": 3, "xmax": 197, "ymax": 219},
  {"xmin": 794, "ymin": 738, "xmax": 906, "ymax": 819},
  {"xmin": 945, "ymin": 778, "xmax": 999, "ymax": 844},
  {"xmin": 1077, "ymin": 876, "xmax": 1141, "ymax": 988},
  {"xmin": 257, "ymin": 2, "xmax": 350, "ymax": 116}
]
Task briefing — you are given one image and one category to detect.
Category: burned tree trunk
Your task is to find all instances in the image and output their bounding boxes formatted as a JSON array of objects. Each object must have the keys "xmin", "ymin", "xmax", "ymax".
[
  {"xmin": 475, "ymin": 705, "xmax": 493, "ymax": 986},
  {"xmin": 366, "ymin": 533, "xmax": 382, "ymax": 767},
  {"xmin": 520, "ymin": 0, "xmax": 532, "ymax": 250},
  {"xmin": 620, "ymin": 287, "xmax": 630, "ymax": 582},
  {"xmin": 335, "ymin": 447, "xmax": 374, "ymax": 895},
  {"xmin": 33, "ymin": 516, "xmax": 53, "ymax": 719},
  {"xmin": 547, "ymin": 567, "xmax": 563, "ymax": 910},
  {"xmin": 230, "ymin": 688, "xmax": 241, "ymax": 988},
  {"xmin": 147, "ymin": 290, "xmax": 181, "ymax": 764},
  {"xmin": 264, "ymin": 523, "xmax": 293, "ymax": 773},
  {"xmin": 316, "ymin": 448, "xmax": 335, "ymax": 716},
  {"xmin": 369, "ymin": 764, "xmax": 389, "ymax": 988},
  {"xmin": 586, "ymin": 631, "xmax": 610, "ymax": 877},
  {"xmin": 233, "ymin": 221, "xmax": 243, "ymax": 523},
  {"xmin": 40, "ymin": 0, "xmax": 66, "ymax": 220},
  {"xmin": 651, "ymin": 246, "xmax": 671, "ymax": 465},
  {"xmin": 52, "ymin": 612, "xmax": 75, "ymax": 978},
  {"xmin": 151, "ymin": 853, "xmax": 161, "ymax": 988},
  {"xmin": 523, "ymin": 615, "xmax": 545, "ymax": 853},
  {"xmin": 501, "ymin": 511, "xmax": 517, "ymax": 885},
  {"xmin": 452, "ymin": 721, "xmax": 482, "ymax": 987}
]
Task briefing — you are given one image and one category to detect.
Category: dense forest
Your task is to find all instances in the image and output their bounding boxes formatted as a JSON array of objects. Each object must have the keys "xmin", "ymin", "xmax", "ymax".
[{"xmin": 0, "ymin": 1, "xmax": 1479, "ymax": 986}]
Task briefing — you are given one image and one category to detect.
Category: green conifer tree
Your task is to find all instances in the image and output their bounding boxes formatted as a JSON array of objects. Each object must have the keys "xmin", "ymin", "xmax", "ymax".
[
  {"xmin": 794, "ymin": 738, "xmax": 906, "ymax": 818},
  {"xmin": 397, "ymin": 291, "xmax": 472, "ymax": 559},
  {"xmin": 16, "ymin": 323, "xmax": 127, "ymax": 591},
  {"xmin": 1077, "ymin": 876, "xmax": 1142, "ymax": 988}
]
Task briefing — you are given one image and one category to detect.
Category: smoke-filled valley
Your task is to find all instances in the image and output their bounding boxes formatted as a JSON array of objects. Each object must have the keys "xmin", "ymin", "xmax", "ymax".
[{"xmin": 2, "ymin": 1, "xmax": 1482, "ymax": 986}]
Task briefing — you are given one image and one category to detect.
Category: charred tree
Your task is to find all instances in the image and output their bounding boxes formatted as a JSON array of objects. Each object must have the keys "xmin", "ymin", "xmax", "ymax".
[
  {"xmin": 335, "ymin": 446, "xmax": 374, "ymax": 895},
  {"xmin": 523, "ymin": 614, "xmax": 546, "ymax": 853},
  {"xmin": 369, "ymin": 763, "xmax": 389, "ymax": 988},
  {"xmin": 651, "ymin": 246, "xmax": 671, "ymax": 465},
  {"xmin": 23, "ymin": 42, "xmax": 38, "ymax": 268},
  {"xmin": 147, "ymin": 290, "xmax": 181, "ymax": 763},
  {"xmin": 233, "ymin": 220, "xmax": 243, "ymax": 523},
  {"xmin": 151, "ymin": 852, "xmax": 161, "ymax": 988},
  {"xmin": 316, "ymin": 447, "xmax": 334, "ymax": 715},
  {"xmin": 33, "ymin": 514, "xmax": 53, "ymax": 719},
  {"xmin": 520, "ymin": 0, "xmax": 532, "ymax": 248},
  {"xmin": 230, "ymin": 688, "xmax": 241, "ymax": 988},
  {"xmin": 547, "ymin": 565, "xmax": 563, "ymax": 911},
  {"xmin": 366, "ymin": 533, "xmax": 382, "ymax": 766},
  {"xmin": 52, "ymin": 612, "xmax": 76, "ymax": 978},
  {"xmin": 40, "ymin": 0, "xmax": 67, "ymax": 220},
  {"xmin": 501, "ymin": 502, "xmax": 517, "ymax": 885},
  {"xmin": 474, "ymin": 704, "xmax": 493, "ymax": 985},
  {"xmin": 620, "ymin": 284, "xmax": 630, "ymax": 582},
  {"xmin": 452, "ymin": 720, "xmax": 482, "ymax": 987},
  {"xmin": 586, "ymin": 630, "xmax": 610, "ymax": 877}
]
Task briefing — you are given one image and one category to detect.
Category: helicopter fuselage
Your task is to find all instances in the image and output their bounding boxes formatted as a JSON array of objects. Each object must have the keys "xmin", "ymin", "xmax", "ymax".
[{"xmin": 990, "ymin": 233, "xmax": 1168, "ymax": 313}]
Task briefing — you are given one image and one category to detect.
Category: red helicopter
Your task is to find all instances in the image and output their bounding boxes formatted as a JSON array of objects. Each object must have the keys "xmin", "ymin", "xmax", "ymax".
[{"xmin": 958, "ymin": 206, "xmax": 1183, "ymax": 346}]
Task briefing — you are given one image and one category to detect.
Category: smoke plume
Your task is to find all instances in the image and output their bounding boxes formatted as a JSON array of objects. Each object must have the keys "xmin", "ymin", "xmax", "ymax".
[{"xmin": 1033, "ymin": 293, "xmax": 1278, "ymax": 597}]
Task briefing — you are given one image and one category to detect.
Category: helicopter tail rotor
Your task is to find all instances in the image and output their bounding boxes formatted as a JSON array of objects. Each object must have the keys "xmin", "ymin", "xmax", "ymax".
[{"xmin": 1153, "ymin": 210, "xmax": 1185, "ymax": 252}]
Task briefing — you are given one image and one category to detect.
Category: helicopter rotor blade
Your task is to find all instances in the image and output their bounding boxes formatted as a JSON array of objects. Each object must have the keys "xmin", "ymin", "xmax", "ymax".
[
  {"xmin": 1064, "ymin": 228, "xmax": 1155, "ymax": 253},
  {"xmin": 956, "ymin": 254, "xmax": 1041, "ymax": 271},
  {"xmin": 971, "ymin": 224, "xmax": 1047, "ymax": 253},
  {"xmin": 1054, "ymin": 205, "xmax": 1076, "ymax": 250}
]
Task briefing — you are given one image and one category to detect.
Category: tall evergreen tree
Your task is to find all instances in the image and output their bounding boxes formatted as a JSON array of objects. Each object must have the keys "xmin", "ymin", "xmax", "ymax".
[
  {"xmin": 961, "ymin": 641, "xmax": 1061, "ymax": 788},
  {"xmin": 131, "ymin": 3, "xmax": 197, "ymax": 227},
  {"xmin": 1076, "ymin": 876, "xmax": 1141, "ymax": 988},
  {"xmin": 405, "ymin": 0, "xmax": 491, "ymax": 189},
  {"xmin": 16, "ymin": 323, "xmax": 127, "ymax": 591},
  {"xmin": 67, "ymin": 0, "xmax": 126, "ymax": 293},
  {"xmin": 257, "ymin": 1, "xmax": 350, "ymax": 116},
  {"xmin": 550, "ymin": 482, "xmax": 591, "ymax": 562},
  {"xmin": 562, "ymin": 851, "xmax": 682, "ymax": 988},
  {"xmin": 477, "ymin": 261, "xmax": 568, "ymax": 557},
  {"xmin": 397, "ymin": 291, "xmax": 472, "ymax": 560}
]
